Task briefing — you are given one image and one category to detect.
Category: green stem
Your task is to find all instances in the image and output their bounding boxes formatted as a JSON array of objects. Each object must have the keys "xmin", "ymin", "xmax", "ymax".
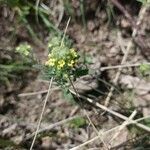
[{"xmin": 80, "ymin": 0, "xmax": 86, "ymax": 30}]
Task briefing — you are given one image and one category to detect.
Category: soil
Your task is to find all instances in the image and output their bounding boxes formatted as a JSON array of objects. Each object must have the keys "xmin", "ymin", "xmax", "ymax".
[{"xmin": 0, "ymin": 1, "xmax": 150, "ymax": 149}]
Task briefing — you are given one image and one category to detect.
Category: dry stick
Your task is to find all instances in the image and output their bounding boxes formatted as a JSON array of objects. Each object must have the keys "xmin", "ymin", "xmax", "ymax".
[
  {"xmin": 70, "ymin": 115, "xmax": 150, "ymax": 150},
  {"xmin": 30, "ymin": 17, "xmax": 71, "ymax": 149},
  {"xmin": 26, "ymin": 115, "xmax": 79, "ymax": 140},
  {"xmin": 30, "ymin": 77, "xmax": 53, "ymax": 150},
  {"xmin": 69, "ymin": 91, "xmax": 150, "ymax": 150},
  {"xmin": 70, "ymin": 90, "xmax": 150, "ymax": 132},
  {"xmin": 63, "ymin": 17, "xmax": 108, "ymax": 148},
  {"xmin": 109, "ymin": 110, "xmax": 137, "ymax": 146},
  {"xmin": 61, "ymin": 17, "xmax": 71, "ymax": 47},
  {"xmin": 68, "ymin": 78, "xmax": 109, "ymax": 150},
  {"xmin": 111, "ymin": 0, "xmax": 150, "ymax": 58},
  {"xmin": 18, "ymin": 90, "xmax": 48, "ymax": 97},
  {"xmin": 100, "ymin": 62, "xmax": 150, "ymax": 71},
  {"xmin": 104, "ymin": 6, "xmax": 147, "ymax": 106},
  {"xmin": 110, "ymin": 0, "xmax": 136, "ymax": 28},
  {"xmin": 18, "ymin": 87, "xmax": 60, "ymax": 97},
  {"xmin": 27, "ymin": 114, "xmax": 150, "ymax": 142},
  {"xmin": 70, "ymin": 96, "xmax": 150, "ymax": 150}
]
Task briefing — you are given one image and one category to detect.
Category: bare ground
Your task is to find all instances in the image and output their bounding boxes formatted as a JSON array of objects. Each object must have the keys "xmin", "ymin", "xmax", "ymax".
[{"xmin": 0, "ymin": 1, "xmax": 150, "ymax": 149}]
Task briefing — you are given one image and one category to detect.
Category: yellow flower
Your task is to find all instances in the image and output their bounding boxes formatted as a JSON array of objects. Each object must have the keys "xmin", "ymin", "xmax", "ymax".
[
  {"xmin": 48, "ymin": 53, "xmax": 52, "ymax": 58},
  {"xmin": 48, "ymin": 43, "xmax": 52, "ymax": 48},
  {"xmin": 68, "ymin": 60, "xmax": 75, "ymax": 67},
  {"xmin": 24, "ymin": 50, "xmax": 30, "ymax": 56},
  {"xmin": 26, "ymin": 45, "xmax": 31, "ymax": 49},
  {"xmin": 70, "ymin": 48, "xmax": 78, "ymax": 58},
  {"xmin": 16, "ymin": 43, "xmax": 31, "ymax": 56},
  {"xmin": 57, "ymin": 60, "xmax": 65, "ymax": 68},
  {"xmin": 45, "ymin": 58, "xmax": 56, "ymax": 66}
]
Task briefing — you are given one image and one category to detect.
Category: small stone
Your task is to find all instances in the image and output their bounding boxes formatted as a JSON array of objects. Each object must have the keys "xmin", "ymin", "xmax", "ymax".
[
  {"xmin": 41, "ymin": 136, "xmax": 52, "ymax": 149},
  {"xmin": 108, "ymin": 46, "xmax": 120, "ymax": 57},
  {"xmin": 87, "ymin": 21, "xmax": 95, "ymax": 31},
  {"xmin": 2, "ymin": 124, "xmax": 17, "ymax": 137},
  {"xmin": 121, "ymin": 18, "xmax": 131, "ymax": 29},
  {"xmin": 13, "ymin": 135, "xmax": 24, "ymax": 145}
]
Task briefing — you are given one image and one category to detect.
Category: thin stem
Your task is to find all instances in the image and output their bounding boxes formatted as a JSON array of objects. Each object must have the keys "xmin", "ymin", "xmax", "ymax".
[
  {"xmin": 70, "ymin": 89, "xmax": 150, "ymax": 132},
  {"xmin": 60, "ymin": 17, "xmax": 71, "ymax": 47},
  {"xmin": 30, "ymin": 77, "xmax": 53, "ymax": 150},
  {"xmin": 100, "ymin": 62, "xmax": 150, "ymax": 71},
  {"xmin": 68, "ymin": 77, "xmax": 109, "ymax": 150}
]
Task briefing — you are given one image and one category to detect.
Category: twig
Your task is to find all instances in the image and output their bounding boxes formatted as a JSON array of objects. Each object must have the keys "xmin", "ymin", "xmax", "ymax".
[
  {"xmin": 70, "ymin": 89, "xmax": 150, "ymax": 132},
  {"xmin": 104, "ymin": 5, "xmax": 147, "ymax": 106},
  {"xmin": 18, "ymin": 87, "xmax": 60, "ymax": 97},
  {"xmin": 61, "ymin": 17, "xmax": 71, "ymax": 46},
  {"xmin": 26, "ymin": 115, "xmax": 79, "ymax": 140},
  {"xmin": 100, "ymin": 62, "xmax": 150, "ymax": 71},
  {"xmin": 70, "ymin": 114, "xmax": 150, "ymax": 150},
  {"xmin": 69, "ymin": 77, "xmax": 109, "ymax": 150},
  {"xmin": 109, "ymin": 110, "xmax": 137, "ymax": 145},
  {"xmin": 29, "ymin": 77, "xmax": 53, "ymax": 150},
  {"xmin": 110, "ymin": 0, "xmax": 136, "ymax": 28},
  {"xmin": 110, "ymin": 0, "xmax": 150, "ymax": 59},
  {"xmin": 18, "ymin": 90, "xmax": 48, "ymax": 97}
]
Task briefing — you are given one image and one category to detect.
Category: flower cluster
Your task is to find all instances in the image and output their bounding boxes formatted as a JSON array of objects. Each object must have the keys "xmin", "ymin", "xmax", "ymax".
[
  {"xmin": 44, "ymin": 37, "xmax": 79, "ymax": 83},
  {"xmin": 16, "ymin": 43, "xmax": 31, "ymax": 56},
  {"xmin": 45, "ymin": 48, "xmax": 78, "ymax": 70}
]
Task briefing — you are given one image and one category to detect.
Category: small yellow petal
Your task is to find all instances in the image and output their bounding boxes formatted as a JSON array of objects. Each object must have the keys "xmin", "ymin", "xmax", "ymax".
[
  {"xmin": 70, "ymin": 48, "xmax": 77, "ymax": 58},
  {"xmin": 56, "ymin": 60, "xmax": 65, "ymax": 69},
  {"xmin": 68, "ymin": 60, "xmax": 74, "ymax": 67},
  {"xmin": 48, "ymin": 43, "xmax": 52, "ymax": 48}
]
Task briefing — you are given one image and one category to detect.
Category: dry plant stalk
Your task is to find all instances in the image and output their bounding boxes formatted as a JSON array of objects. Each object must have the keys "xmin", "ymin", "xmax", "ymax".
[
  {"xmin": 30, "ymin": 17, "xmax": 71, "ymax": 150},
  {"xmin": 108, "ymin": 110, "xmax": 137, "ymax": 146},
  {"xmin": 104, "ymin": 5, "xmax": 148, "ymax": 106},
  {"xmin": 69, "ymin": 77, "xmax": 109, "ymax": 149},
  {"xmin": 30, "ymin": 77, "xmax": 53, "ymax": 150},
  {"xmin": 70, "ymin": 115, "xmax": 150, "ymax": 150},
  {"xmin": 70, "ymin": 89, "xmax": 150, "ymax": 132}
]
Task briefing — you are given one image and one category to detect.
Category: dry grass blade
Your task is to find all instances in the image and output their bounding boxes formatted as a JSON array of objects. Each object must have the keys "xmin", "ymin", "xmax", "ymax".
[
  {"xmin": 70, "ymin": 89, "xmax": 150, "ymax": 132},
  {"xmin": 18, "ymin": 87, "xmax": 60, "ymax": 97},
  {"xmin": 69, "ymin": 90, "xmax": 150, "ymax": 150},
  {"xmin": 30, "ymin": 77, "xmax": 53, "ymax": 150},
  {"xmin": 104, "ymin": 5, "xmax": 148, "ymax": 106},
  {"xmin": 26, "ymin": 115, "xmax": 79, "ymax": 140},
  {"xmin": 18, "ymin": 90, "xmax": 48, "ymax": 97},
  {"xmin": 69, "ymin": 77, "xmax": 109, "ymax": 149},
  {"xmin": 61, "ymin": 17, "xmax": 71, "ymax": 46},
  {"xmin": 109, "ymin": 110, "xmax": 137, "ymax": 146},
  {"xmin": 100, "ymin": 62, "xmax": 150, "ymax": 71},
  {"xmin": 29, "ymin": 16, "xmax": 72, "ymax": 149},
  {"xmin": 70, "ymin": 115, "xmax": 150, "ymax": 150}
]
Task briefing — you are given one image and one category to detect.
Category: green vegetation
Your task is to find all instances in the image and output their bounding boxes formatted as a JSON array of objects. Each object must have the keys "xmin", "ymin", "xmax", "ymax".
[
  {"xmin": 43, "ymin": 36, "xmax": 89, "ymax": 88},
  {"xmin": 139, "ymin": 63, "xmax": 150, "ymax": 76},
  {"xmin": 0, "ymin": 43, "xmax": 35, "ymax": 85},
  {"xmin": 137, "ymin": 0, "xmax": 150, "ymax": 5},
  {"xmin": 69, "ymin": 116, "xmax": 86, "ymax": 128}
]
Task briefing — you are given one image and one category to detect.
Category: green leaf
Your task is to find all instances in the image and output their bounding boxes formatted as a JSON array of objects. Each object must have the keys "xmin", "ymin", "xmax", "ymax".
[
  {"xmin": 84, "ymin": 55, "xmax": 93, "ymax": 64},
  {"xmin": 139, "ymin": 64, "xmax": 150, "ymax": 75},
  {"xmin": 75, "ymin": 67, "xmax": 88, "ymax": 77},
  {"xmin": 69, "ymin": 117, "xmax": 86, "ymax": 128},
  {"xmin": 5, "ymin": 0, "xmax": 19, "ymax": 7},
  {"xmin": 144, "ymin": 118, "xmax": 150, "ymax": 127},
  {"xmin": 136, "ymin": 0, "xmax": 150, "ymax": 5}
]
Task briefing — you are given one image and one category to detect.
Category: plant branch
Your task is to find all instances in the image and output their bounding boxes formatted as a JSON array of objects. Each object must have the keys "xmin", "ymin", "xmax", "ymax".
[{"xmin": 30, "ymin": 77, "xmax": 53, "ymax": 150}]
